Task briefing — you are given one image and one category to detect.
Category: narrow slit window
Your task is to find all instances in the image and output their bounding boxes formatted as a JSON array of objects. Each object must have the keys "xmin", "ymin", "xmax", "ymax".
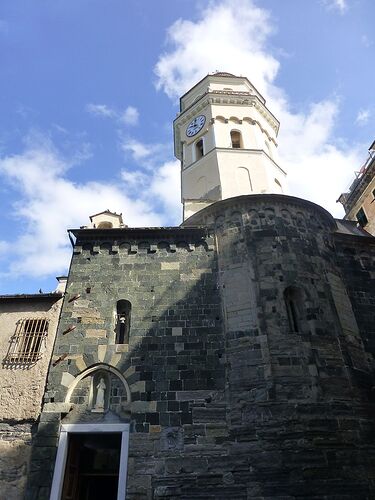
[
  {"xmin": 116, "ymin": 300, "xmax": 131, "ymax": 344},
  {"xmin": 195, "ymin": 139, "xmax": 204, "ymax": 160},
  {"xmin": 6, "ymin": 318, "xmax": 49, "ymax": 363},
  {"xmin": 284, "ymin": 287, "xmax": 303, "ymax": 333},
  {"xmin": 230, "ymin": 130, "xmax": 243, "ymax": 149}
]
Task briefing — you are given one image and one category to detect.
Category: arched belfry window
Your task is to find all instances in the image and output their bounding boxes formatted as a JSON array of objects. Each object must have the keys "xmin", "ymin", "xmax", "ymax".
[
  {"xmin": 116, "ymin": 300, "xmax": 131, "ymax": 344},
  {"xmin": 231, "ymin": 130, "xmax": 243, "ymax": 149},
  {"xmin": 195, "ymin": 138, "xmax": 204, "ymax": 160},
  {"xmin": 97, "ymin": 221, "xmax": 113, "ymax": 229},
  {"xmin": 284, "ymin": 286, "xmax": 303, "ymax": 333}
]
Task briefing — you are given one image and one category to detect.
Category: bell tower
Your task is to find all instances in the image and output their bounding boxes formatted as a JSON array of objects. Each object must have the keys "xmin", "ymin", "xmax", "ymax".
[{"xmin": 174, "ymin": 72, "xmax": 287, "ymax": 220}]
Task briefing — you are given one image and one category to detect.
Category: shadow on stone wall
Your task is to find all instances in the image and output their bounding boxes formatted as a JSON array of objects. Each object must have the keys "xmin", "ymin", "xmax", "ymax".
[{"xmin": 26, "ymin": 255, "xmax": 230, "ymax": 499}]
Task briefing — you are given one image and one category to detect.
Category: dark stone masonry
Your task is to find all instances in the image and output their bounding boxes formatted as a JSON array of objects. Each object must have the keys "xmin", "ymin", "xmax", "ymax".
[{"xmin": 26, "ymin": 194, "xmax": 375, "ymax": 499}]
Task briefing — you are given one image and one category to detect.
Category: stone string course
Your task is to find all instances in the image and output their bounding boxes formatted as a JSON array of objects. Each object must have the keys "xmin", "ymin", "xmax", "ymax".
[{"xmin": 26, "ymin": 196, "xmax": 375, "ymax": 499}]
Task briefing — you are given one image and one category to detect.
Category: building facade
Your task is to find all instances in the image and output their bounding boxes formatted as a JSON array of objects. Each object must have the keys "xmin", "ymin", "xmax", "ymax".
[
  {"xmin": 25, "ymin": 74, "xmax": 375, "ymax": 499},
  {"xmin": 338, "ymin": 140, "xmax": 375, "ymax": 236},
  {"xmin": 0, "ymin": 278, "xmax": 66, "ymax": 500}
]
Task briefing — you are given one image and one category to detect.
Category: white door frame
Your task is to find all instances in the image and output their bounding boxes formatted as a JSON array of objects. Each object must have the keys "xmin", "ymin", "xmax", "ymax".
[{"xmin": 49, "ymin": 423, "xmax": 130, "ymax": 500}]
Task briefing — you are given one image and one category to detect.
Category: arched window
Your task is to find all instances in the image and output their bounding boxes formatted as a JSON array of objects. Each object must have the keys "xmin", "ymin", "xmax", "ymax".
[
  {"xmin": 116, "ymin": 300, "xmax": 131, "ymax": 344},
  {"xmin": 195, "ymin": 139, "xmax": 204, "ymax": 160},
  {"xmin": 97, "ymin": 221, "xmax": 113, "ymax": 229},
  {"xmin": 231, "ymin": 130, "xmax": 243, "ymax": 149},
  {"xmin": 284, "ymin": 287, "xmax": 303, "ymax": 333}
]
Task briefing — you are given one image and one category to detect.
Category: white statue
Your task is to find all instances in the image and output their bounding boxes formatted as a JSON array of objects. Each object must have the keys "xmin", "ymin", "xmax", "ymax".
[{"xmin": 94, "ymin": 377, "xmax": 106, "ymax": 410}]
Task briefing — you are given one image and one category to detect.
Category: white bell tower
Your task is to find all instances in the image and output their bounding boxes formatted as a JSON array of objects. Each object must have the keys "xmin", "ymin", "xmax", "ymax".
[{"xmin": 173, "ymin": 72, "xmax": 287, "ymax": 220}]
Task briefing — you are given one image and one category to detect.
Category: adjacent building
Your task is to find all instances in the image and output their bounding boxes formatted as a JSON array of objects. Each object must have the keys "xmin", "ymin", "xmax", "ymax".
[
  {"xmin": 0, "ymin": 278, "xmax": 66, "ymax": 499},
  {"xmin": 23, "ymin": 74, "xmax": 375, "ymax": 499},
  {"xmin": 338, "ymin": 140, "xmax": 375, "ymax": 236}
]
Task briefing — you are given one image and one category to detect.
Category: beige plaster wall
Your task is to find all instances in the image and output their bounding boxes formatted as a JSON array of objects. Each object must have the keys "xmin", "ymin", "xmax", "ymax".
[
  {"xmin": 0, "ymin": 297, "xmax": 63, "ymax": 420},
  {"xmin": 0, "ymin": 295, "xmax": 64, "ymax": 499}
]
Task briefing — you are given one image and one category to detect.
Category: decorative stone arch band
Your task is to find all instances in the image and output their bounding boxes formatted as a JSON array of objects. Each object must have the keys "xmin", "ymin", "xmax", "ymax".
[{"xmin": 64, "ymin": 363, "xmax": 131, "ymax": 404}]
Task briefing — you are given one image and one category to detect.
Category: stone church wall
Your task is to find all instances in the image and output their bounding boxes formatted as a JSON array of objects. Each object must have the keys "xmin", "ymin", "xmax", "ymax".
[
  {"xmin": 26, "ymin": 228, "xmax": 227, "ymax": 500},
  {"xmin": 25, "ymin": 196, "xmax": 375, "ymax": 499},
  {"xmin": 334, "ymin": 233, "xmax": 375, "ymax": 368},
  {"xmin": 187, "ymin": 194, "xmax": 375, "ymax": 498}
]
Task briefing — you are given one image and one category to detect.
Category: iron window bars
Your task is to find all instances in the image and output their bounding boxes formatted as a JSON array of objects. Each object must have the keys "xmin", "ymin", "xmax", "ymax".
[{"xmin": 6, "ymin": 318, "xmax": 49, "ymax": 363}]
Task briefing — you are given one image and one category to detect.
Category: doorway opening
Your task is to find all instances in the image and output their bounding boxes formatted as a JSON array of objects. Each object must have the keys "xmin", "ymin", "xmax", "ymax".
[
  {"xmin": 62, "ymin": 433, "xmax": 121, "ymax": 500},
  {"xmin": 51, "ymin": 423, "xmax": 129, "ymax": 500}
]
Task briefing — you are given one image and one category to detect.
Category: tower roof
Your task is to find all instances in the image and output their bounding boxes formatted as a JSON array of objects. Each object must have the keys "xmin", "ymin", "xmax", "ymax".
[{"xmin": 212, "ymin": 71, "xmax": 237, "ymax": 77}]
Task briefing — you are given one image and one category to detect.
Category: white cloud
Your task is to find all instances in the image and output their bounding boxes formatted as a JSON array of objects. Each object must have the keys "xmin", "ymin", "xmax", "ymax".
[
  {"xmin": 121, "ymin": 170, "xmax": 149, "ymax": 189},
  {"xmin": 155, "ymin": 0, "xmax": 278, "ymax": 101},
  {"xmin": 120, "ymin": 106, "xmax": 139, "ymax": 125},
  {"xmin": 323, "ymin": 0, "xmax": 348, "ymax": 13},
  {"xmin": 86, "ymin": 103, "xmax": 115, "ymax": 118},
  {"xmin": 0, "ymin": 136, "xmax": 163, "ymax": 278},
  {"xmin": 154, "ymin": 0, "xmax": 361, "ymax": 217},
  {"xmin": 0, "ymin": 241, "xmax": 10, "ymax": 257},
  {"xmin": 121, "ymin": 138, "xmax": 154, "ymax": 161},
  {"xmin": 121, "ymin": 137, "xmax": 170, "ymax": 169},
  {"xmin": 361, "ymin": 35, "xmax": 372, "ymax": 48},
  {"xmin": 149, "ymin": 161, "xmax": 181, "ymax": 221},
  {"xmin": 86, "ymin": 103, "xmax": 139, "ymax": 126},
  {"xmin": 356, "ymin": 109, "xmax": 370, "ymax": 125},
  {"xmin": 120, "ymin": 135, "xmax": 181, "ymax": 221},
  {"xmin": 121, "ymin": 159, "xmax": 181, "ymax": 223}
]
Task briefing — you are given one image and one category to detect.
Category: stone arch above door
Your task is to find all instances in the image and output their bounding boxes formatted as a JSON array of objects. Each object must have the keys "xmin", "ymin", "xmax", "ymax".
[{"xmin": 65, "ymin": 364, "xmax": 131, "ymax": 413}]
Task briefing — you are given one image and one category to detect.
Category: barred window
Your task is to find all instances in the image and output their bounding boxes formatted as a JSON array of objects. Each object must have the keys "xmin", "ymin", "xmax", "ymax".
[{"xmin": 6, "ymin": 318, "xmax": 49, "ymax": 363}]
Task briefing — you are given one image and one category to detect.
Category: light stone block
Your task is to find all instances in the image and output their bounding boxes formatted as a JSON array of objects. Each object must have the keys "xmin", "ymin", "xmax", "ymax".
[
  {"xmin": 115, "ymin": 344, "xmax": 129, "ymax": 353},
  {"xmin": 161, "ymin": 262, "xmax": 180, "ymax": 270},
  {"xmin": 130, "ymin": 381, "xmax": 146, "ymax": 393},
  {"xmin": 98, "ymin": 345, "xmax": 107, "ymax": 362},
  {"xmin": 110, "ymin": 353, "xmax": 122, "ymax": 367},
  {"xmin": 124, "ymin": 366, "xmax": 136, "ymax": 378},
  {"xmin": 75, "ymin": 355, "xmax": 87, "ymax": 372},
  {"xmin": 61, "ymin": 372, "xmax": 75, "ymax": 388},
  {"xmin": 86, "ymin": 329, "xmax": 106, "ymax": 338},
  {"xmin": 43, "ymin": 402, "xmax": 72, "ymax": 413}
]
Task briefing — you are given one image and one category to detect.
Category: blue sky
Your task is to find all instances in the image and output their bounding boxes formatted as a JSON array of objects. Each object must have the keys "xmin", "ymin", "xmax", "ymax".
[{"xmin": 0, "ymin": 0, "xmax": 373, "ymax": 294}]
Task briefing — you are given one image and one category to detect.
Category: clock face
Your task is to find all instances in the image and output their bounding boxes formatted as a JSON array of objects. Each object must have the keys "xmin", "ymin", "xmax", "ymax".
[{"xmin": 186, "ymin": 115, "xmax": 206, "ymax": 137}]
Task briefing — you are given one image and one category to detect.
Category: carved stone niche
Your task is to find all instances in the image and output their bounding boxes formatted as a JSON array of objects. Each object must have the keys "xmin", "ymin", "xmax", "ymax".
[{"xmin": 90, "ymin": 370, "xmax": 110, "ymax": 413}]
